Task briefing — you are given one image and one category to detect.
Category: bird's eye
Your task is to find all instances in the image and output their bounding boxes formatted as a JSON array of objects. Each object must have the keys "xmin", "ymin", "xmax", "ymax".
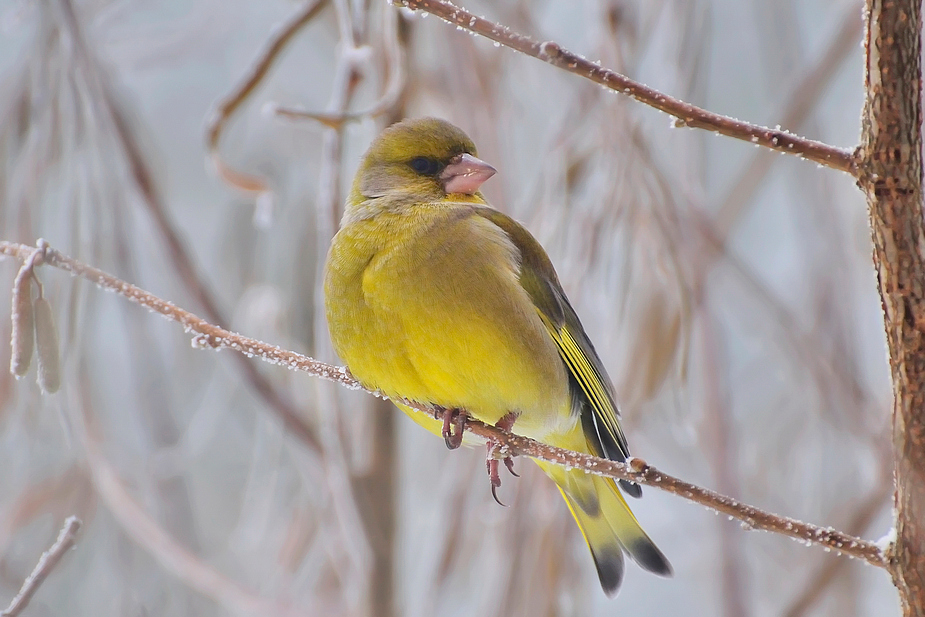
[{"xmin": 409, "ymin": 157, "xmax": 441, "ymax": 176}]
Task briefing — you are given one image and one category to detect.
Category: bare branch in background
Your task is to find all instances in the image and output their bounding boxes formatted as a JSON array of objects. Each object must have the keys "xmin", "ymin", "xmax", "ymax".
[
  {"xmin": 713, "ymin": 5, "xmax": 862, "ymax": 239},
  {"xmin": 307, "ymin": 0, "xmax": 392, "ymax": 610},
  {"xmin": 273, "ymin": 4, "xmax": 406, "ymax": 129},
  {"xmin": 1, "ymin": 516, "xmax": 80, "ymax": 617},
  {"xmin": 205, "ymin": 0, "xmax": 329, "ymax": 192},
  {"xmin": 52, "ymin": 0, "xmax": 325, "ymax": 457},
  {"xmin": 698, "ymin": 312, "xmax": 749, "ymax": 617},
  {"xmin": 0, "ymin": 240, "xmax": 886, "ymax": 569},
  {"xmin": 393, "ymin": 0, "xmax": 857, "ymax": 174},
  {"xmin": 72, "ymin": 385, "xmax": 321, "ymax": 617}
]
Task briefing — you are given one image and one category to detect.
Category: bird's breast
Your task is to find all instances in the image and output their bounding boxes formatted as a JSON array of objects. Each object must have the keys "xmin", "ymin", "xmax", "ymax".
[{"xmin": 324, "ymin": 205, "xmax": 573, "ymax": 439}]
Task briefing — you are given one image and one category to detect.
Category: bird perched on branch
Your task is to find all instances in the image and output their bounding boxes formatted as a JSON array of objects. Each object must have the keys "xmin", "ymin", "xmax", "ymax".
[{"xmin": 324, "ymin": 117, "xmax": 671, "ymax": 596}]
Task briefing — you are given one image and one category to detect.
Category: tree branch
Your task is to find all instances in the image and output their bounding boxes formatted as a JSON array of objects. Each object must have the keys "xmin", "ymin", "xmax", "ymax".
[
  {"xmin": 858, "ymin": 0, "xmax": 925, "ymax": 614},
  {"xmin": 393, "ymin": 0, "xmax": 857, "ymax": 175},
  {"xmin": 0, "ymin": 240, "xmax": 886, "ymax": 569},
  {"xmin": 1, "ymin": 517, "xmax": 80, "ymax": 617}
]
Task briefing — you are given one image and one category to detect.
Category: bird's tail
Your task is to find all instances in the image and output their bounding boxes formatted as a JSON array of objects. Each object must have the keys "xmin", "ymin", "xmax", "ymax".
[{"xmin": 534, "ymin": 459, "xmax": 672, "ymax": 597}]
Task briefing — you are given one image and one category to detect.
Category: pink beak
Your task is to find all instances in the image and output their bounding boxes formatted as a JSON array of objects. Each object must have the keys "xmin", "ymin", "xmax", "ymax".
[{"xmin": 440, "ymin": 153, "xmax": 497, "ymax": 195}]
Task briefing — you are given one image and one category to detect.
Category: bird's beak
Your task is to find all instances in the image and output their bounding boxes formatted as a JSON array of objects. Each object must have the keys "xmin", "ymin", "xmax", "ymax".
[{"xmin": 440, "ymin": 153, "xmax": 496, "ymax": 195}]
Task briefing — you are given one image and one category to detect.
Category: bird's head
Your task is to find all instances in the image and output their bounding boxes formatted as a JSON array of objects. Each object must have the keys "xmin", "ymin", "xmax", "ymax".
[{"xmin": 347, "ymin": 117, "xmax": 496, "ymax": 214}]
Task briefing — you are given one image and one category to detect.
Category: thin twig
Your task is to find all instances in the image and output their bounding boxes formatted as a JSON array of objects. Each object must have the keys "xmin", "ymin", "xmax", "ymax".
[
  {"xmin": 0, "ymin": 241, "xmax": 350, "ymax": 385},
  {"xmin": 205, "ymin": 0, "xmax": 329, "ymax": 192},
  {"xmin": 464, "ymin": 422, "xmax": 886, "ymax": 569},
  {"xmin": 273, "ymin": 4, "xmax": 406, "ymax": 129},
  {"xmin": 1, "ymin": 516, "xmax": 81, "ymax": 617},
  {"xmin": 393, "ymin": 0, "xmax": 858, "ymax": 175},
  {"xmin": 0, "ymin": 240, "xmax": 886, "ymax": 568}
]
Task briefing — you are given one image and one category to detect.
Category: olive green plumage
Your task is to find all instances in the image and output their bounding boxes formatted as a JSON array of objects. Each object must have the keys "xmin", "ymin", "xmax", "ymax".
[{"xmin": 324, "ymin": 117, "xmax": 671, "ymax": 596}]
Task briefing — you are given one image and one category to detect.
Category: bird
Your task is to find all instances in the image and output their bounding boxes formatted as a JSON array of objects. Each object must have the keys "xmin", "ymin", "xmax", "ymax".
[{"xmin": 323, "ymin": 116, "xmax": 672, "ymax": 596}]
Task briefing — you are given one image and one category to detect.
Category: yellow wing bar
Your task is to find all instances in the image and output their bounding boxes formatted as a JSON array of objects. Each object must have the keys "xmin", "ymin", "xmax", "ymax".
[{"xmin": 542, "ymin": 316, "xmax": 630, "ymax": 461}]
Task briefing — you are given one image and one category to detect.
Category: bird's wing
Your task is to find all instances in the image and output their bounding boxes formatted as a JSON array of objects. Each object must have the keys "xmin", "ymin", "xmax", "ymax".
[{"xmin": 474, "ymin": 207, "xmax": 640, "ymax": 497}]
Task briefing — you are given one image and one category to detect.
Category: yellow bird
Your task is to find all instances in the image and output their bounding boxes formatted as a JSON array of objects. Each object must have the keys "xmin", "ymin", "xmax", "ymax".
[{"xmin": 324, "ymin": 117, "xmax": 671, "ymax": 596}]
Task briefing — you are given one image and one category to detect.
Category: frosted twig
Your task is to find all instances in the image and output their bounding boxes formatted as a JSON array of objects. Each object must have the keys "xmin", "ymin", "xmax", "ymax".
[
  {"xmin": 782, "ymin": 476, "xmax": 892, "ymax": 617},
  {"xmin": 393, "ymin": 0, "xmax": 857, "ymax": 175},
  {"xmin": 0, "ymin": 241, "xmax": 327, "ymax": 450},
  {"xmin": 1, "ymin": 517, "xmax": 80, "ymax": 617},
  {"xmin": 0, "ymin": 240, "xmax": 887, "ymax": 568},
  {"xmin": 452, "ymin": 416, "xmax": 886, "ymax": 569}
]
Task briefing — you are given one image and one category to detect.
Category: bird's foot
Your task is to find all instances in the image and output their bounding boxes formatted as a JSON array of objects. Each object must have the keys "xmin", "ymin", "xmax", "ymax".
[
  {"xmin": 435, "ymin": 406, "xmax": 467, "ymax": 450},
  {"xmin": 486, "ymin": 412, "xmax": 520, "ymax": 506}
]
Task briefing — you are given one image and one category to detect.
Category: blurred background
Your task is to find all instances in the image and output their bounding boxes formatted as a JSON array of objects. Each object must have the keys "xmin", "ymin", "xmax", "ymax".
[{"xmin": 0, "ymin": 0, "xmax": 898, "ymax": 615}]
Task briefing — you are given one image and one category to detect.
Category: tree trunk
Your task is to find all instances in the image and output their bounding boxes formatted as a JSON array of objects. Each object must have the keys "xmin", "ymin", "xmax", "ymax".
[{"xmin": 858, "ymin": 1, "xmax": 925, "ymax": 615}]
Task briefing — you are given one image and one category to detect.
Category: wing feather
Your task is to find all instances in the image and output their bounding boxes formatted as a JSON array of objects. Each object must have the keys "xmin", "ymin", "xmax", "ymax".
[{"xmin": 475, "ymin": 207, "xmax": 641, "ymax": 497}]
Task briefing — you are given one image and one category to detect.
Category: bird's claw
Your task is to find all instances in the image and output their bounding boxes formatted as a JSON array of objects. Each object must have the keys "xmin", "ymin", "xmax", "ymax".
[
  {"xmin": 484, "ymin": 412, "xmax": 520, "ymax": 505},
  {"xmin": 486, "ymin": 439, "xmax": 518, "ymax": 507},
  {"xmin": 504, "ymin": 456, "xmax": 519, "ymax": 477},
  {"xmin": 487, "ymin": 457, "xmax": 507, "ymax": 506},
  {"xmin": 436, "ymin": 406, "xmax": 466, "ymax": 450}
]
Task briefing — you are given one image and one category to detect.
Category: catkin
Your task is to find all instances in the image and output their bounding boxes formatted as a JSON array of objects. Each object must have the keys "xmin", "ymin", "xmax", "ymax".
[
  {"xmin": 10, "ymin": 271, "xmax": 34, "ymax": 377},
  {"xmin": 34, "ymin": 297, "xmax": 60, "ymax": 393}
]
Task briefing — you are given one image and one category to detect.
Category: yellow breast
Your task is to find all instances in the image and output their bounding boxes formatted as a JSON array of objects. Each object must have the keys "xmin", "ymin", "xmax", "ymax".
[{"xmin": 323, "ymin": 203, "xmax": 572, "ymax": 438}]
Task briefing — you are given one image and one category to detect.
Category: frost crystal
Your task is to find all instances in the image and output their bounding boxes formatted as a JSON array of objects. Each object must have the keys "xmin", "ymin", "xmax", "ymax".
[{"xmin": 874, "ymin": 527, "xmax": 897, "ymax": 551}]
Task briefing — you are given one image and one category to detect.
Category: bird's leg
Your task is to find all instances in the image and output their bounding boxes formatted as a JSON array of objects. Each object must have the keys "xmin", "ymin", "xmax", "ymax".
[
  {"xmin": 434, "ymin": 406, "xmax": 467, "ymax": 450},
  {"xmin": 486, "ymin": 412, "xmax": 520, "ymax": 506}
]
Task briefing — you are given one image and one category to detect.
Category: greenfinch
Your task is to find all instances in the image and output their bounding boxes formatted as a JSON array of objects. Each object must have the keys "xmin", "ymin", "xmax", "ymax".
[{"xmin": 324, "ymin": 117, "xmax": 671, "ymax": 596}]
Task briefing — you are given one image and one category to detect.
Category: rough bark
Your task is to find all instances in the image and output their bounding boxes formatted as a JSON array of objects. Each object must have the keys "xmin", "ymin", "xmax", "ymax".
[{"xmin": 858, "ymin": 0, "xmax": 925, "ymax": 615}]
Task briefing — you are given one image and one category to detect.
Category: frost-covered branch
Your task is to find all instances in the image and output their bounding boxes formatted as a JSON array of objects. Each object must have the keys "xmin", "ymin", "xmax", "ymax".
[
  {"xmin": 452, "ymin": 413, "xmax": 886, "ymax": 569},
  {"xmin": 1, "ymin": 241, "xmax": 327, "ymax": 451},
  {"xmin": 0, "ymin": 240, "xmax": 886, "ymax": 569},
  {"xmin": 1, "ymin": 517, "xmax": 80, "ymax": 617},
  {"xmin": 393, "ymin": 0, "xmax": 857, "ymax": 175}
]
